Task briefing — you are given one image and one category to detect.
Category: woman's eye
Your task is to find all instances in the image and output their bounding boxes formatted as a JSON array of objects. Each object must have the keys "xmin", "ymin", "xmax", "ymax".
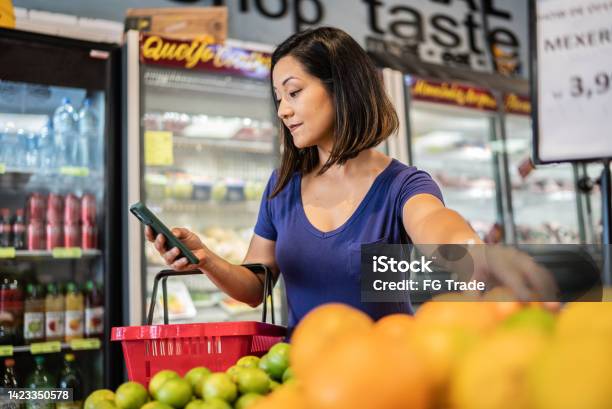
[{"xmin": 289, "ymin": 90, "xmax": 301, "ymax": 98}]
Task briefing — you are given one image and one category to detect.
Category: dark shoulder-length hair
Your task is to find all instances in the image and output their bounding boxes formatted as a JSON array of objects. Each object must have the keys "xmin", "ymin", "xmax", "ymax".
[{"xmin": 270, "ymin": 26, "xmax": 399, "ymax": 197}]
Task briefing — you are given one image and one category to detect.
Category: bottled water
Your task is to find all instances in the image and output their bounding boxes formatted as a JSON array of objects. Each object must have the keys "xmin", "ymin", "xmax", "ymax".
[
  {"xmin": 1, "ymin": 122, "xmax": 20, "ymax": 169},
  {"xmin": 77, "ymin": 98, "xmax": 98, "ymax": 169},
  {"xmin": 52, "ymin": 98, "xmax": 78, "ymax": 167},
  {"xmin": 24, "ymin": 131, "xmax": 39, "ymax": 170},
  {"xmin": 38, "ymin": 122, "xmax": 55, "ymax": 172}
]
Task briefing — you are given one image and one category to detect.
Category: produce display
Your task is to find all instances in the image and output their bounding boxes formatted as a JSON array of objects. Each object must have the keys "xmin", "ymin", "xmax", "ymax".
[{"xmin": 100, "ymin": 288, "xmax": 612, "ymax": 409}]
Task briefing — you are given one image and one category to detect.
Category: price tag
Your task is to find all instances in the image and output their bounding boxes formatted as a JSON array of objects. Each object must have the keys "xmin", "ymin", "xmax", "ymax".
[
  {"xmin": 145, "ymin": 131, "xmax": 174, "ymax": 166},
  {"xmin": 59, "ymin": 167, "xmax": 90, "ymax": 177},
  {"xmin": 0, "ymin": 247, "xmax": 16, "ymax": 259},
  {"xmin": 0, "ymin": 163, "xmax": 5, "ymax": 174},
  {"xmin": 30, "ymin": 341, "xmax": 61, "ymax": 354},
  {"xmin": 0, "ymin": 345, "xmax": 13, "ymax": 357},
  {"xmin": 52, "ymin": 247, "xmax": 83, "ymax": 259},
  {"xmin": 70, "ymin": 338, "xmax": 101, "ymax": 351},
  {"xmin": 535, "ymin": 0, "xmax": 612, "ymax": 162}
]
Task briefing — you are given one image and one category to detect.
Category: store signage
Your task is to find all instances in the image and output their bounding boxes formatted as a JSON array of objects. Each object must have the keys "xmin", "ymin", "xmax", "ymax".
[
  {"xmin": 51, "ymin": 247, "xmax": 83, "ymax": 259},
  {"xmin": 140, "ymin": 34, "xmax": 271, "ymax": 79},
  {"xmin": 145, "ymin": 131, "xmax": 174, "ymax": 167},
  {"xmin": 410, "ymin": 78, "xmax": 531, "ymax": 114},
  {"xmin": 533, "ymin": 0, "xmax": 612, "ymax": 163},
  {"xmin": 70, "ymin": 338, "xmax": 101, "ymax": 351},
  {"xmin": 0, "ymin": 345, "xmax": 13, "ymax": 357},
  {"xmin": 30, "ymin": 341, "xmax": 62, "ymax": 354},
  {"xmin": 0, "ymin": 247, "xmax": 16, "ymax": 258}
]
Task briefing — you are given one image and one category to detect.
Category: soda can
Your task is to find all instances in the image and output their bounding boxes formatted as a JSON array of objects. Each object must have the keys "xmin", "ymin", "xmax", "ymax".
[
  {"xmin": 64, "ymin": 193, "xmax": 81, "ymax": 224},
  {"xmin": 64, "ymin": 223, "xmax": 81, "ymax": 248},
  {"xmin": 46, "ymin": 222, "xmax": 63, "ymax": 250},
  {"xmin": 46, "ymin": 194, "xmax": 64, "ymax": 225},
  {"xmin": 81, "ymin": 194, "xmax": 96, "ymax": 225},
  {"xmin": 27, "ymin": 221, "xmax": 45, "ymax": 250},
  {"xmin": 27, "ymin": 193, "xmax": 46, "ymax": 221},
  {"xmin": 82, "ymin": 223, "xmax": 97, "ymax": 249}
]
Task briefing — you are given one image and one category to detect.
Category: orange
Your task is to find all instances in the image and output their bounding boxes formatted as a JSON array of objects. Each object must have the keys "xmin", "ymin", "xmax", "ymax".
[
  {"xmin": 481, "ymin": 286, "xmax": 523, "ymax": 321},
  {"xmin": 556, "ymin": 301, "xmax": 612, "ymax": 340},
  {"xmin": 415, "ymin": 300, "xmax": 498, "ymax": 335},
  {"xmin": 250, "ymin": 383, "xmax": 308, "ymax": 409},
  {"xmin": 373, "ymin": 313, "xmax": 415, "ymax": 340},
  {"xmin": 290, "ymin": 303, "xmax": 373, "ymax": 379}
]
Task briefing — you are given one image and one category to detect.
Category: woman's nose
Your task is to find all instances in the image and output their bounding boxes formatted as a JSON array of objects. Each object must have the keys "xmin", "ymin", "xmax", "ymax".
[{"xmin": 277, "ymin": 99, "xmax": 293, "ymax": 119}]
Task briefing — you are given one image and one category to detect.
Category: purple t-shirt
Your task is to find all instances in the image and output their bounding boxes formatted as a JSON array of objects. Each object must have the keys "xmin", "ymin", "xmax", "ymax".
[{"xmin": 254, "ymin": 159, "xmax": 444, "ymax": 329}]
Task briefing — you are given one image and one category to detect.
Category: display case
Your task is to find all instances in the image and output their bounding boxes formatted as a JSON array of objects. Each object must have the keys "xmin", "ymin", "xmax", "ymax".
[
  {"xmin": 0, "ymin": 28, "xmax": 122, "ymax": 389},
  {"xmin": 123, "ymin": 31, "xmax": 283, "ymax": 326}
]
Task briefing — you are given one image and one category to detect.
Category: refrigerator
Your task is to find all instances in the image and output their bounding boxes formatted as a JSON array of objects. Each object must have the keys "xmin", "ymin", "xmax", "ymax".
[
  {"xmin": 123, "ymin": 31, "xmax": 283, "ymax": 327},
  {"xmin": 0, "ymin": 28, "xmax": 123, "ymax": 389}
]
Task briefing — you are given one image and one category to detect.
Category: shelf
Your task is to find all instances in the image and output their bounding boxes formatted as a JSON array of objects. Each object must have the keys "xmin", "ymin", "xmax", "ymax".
[
  {"xmin": 148, "ymin": 199, "xmax": 261, "ymax": 214},
  {"xmin": 172, "ymin": 136, "xmax": 274, "ymax": 155},
  {"xmin": 0, "ymin": 248, "xmax": 102, "ymax": 260},
  {"xmin": 1, "ymin": 338, "xmax": 102, "ymax": 356}
]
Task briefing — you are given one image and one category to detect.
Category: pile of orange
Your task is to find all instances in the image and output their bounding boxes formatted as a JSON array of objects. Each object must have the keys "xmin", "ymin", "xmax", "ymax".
[{"xmin": 251, "ymin": 289, "xmax": 612, "ymax": 409}]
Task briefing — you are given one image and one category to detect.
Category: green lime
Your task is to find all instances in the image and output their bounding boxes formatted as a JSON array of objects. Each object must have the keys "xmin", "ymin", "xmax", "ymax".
[
  {"xmin": 234, "ymin": 393, "xmax": 264, "ymax": 409},
  {"xmin": 185, "ymin": 367, "xmax": 211, "ymax": 397},
  {"xmin": 281, "ymin": 367, "xmax": 294, "ymax": 383},
  {"xmin": 148, "ymin": 370, "xmax": 180, "ymax": 399},
  {"xmin": 114, "ymin": 382, "xmax": 148, "ymax": 409},
  {"xmin": 236, "ymin": 368, "xmax": 270, "ymax": 395},
  {"xmin": 156, "ymin": 378, "xmax": 193, "ymax": 409},
  {"xmin": 269, "ymin": 380, "xmax": 280, "ymax": 391},
  {"xmin": 88, "ymin": 400, "xmax": 117, "ymax": 409},
  {"xmin": 502, "ymin": 307, "xmax": 556, "ymax": 335},
  {"xmin": 184, "ymin": 399, "xmax": 207, "ymax": 409},
  {"xmin": 201, "ymin": 373, "xmax": 237, "ymax": 403},
  {"xmin": 200, "ymin": 398, "xmax": 232, "ymax": 409},
  {"xmin": 140, "ymin": 402, "xmax": 174, "ymax": 409},
  {"xmin": 259, "ymin": 343, "xmax": 290, "ymax": 381},
  {"xmin": 85, "ymin": 389, "xmax": 115, "ymax": 409},
  {"xmin": 225, "ymin": 365, "xmax": 244, "ymax": 383},
  {"xmin": 236, "ymin": 356, "xmax": 260, "ymax": 369}
]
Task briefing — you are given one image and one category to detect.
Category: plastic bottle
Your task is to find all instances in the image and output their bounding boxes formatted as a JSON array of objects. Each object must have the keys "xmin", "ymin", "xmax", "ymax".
[
  {"xmin": 2, "ymin": 358, "xmax": 21, "ymax": 409},
  {"xmin": 57, "ymin": 354, "xmax": 83, "ymax": 409},
  {"xmin": 0, "ymin": 208, "xmax": 11, "ymax": 247},
  {"xmin": 12, "ymin": 209, "xmax": 26, "ymax": 250},
  {"xmin": 0, "ymin": 274, "xmax": 24, "ymax": 345},
  {"xmin": 52, "ymin": 98, "xmax": 78, "ymax": 168},
  {"xmin": 25, "ymin": 356, "xmax": 54, "ymax": 409},
  {"xmin": 85, "ymin": 281, "xmax": 104, "ymax": 339},
  {"xmin": 24, "ymin": 131, "xmax": 39, "ymax": 170},
  {"xmin": 23, "ymin": 284, "xmax": 45, "ymax": 344},
  {"xmin": 37, "ymin": 122, "xmax": 55, "ymax": 172},
  {"xmin": 64, "ymin": 283, "xmax": 83, "ymax": 342},
  {"xmin": 76, "ymin": 98, "xmax": 98, "ymax": 169},
  {"xmin": 45, "ymin": 283, "xmax": 64, "ymax": 342}
]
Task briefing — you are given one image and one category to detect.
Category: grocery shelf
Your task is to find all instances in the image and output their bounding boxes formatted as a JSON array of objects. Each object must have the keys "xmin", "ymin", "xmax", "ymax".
[
  {"xmin": 1, "ymin": 338, "xmax": 102, "ymax": 356},
  {"xmin": 172, "ymin": 135, "xmax": 274, "ymax": 155},
  {"xmin": 0, "ymin": 249, "xmax": 102, "ymax": 259}
]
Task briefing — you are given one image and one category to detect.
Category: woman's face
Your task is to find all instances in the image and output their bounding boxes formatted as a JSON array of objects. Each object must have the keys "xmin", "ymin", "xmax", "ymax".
[{"xmin": 272, "ymin": 55, "xmax": 335, "ymax": 149}]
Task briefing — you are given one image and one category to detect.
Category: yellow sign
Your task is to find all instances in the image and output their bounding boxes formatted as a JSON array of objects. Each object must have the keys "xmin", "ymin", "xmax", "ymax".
[
  {"xmin": 145, "ymin": 131, "xmax": 174, "ymax": 166},
  {"xmin": 52, "ymin": 247, "xmax": 83, "ymax": 259},
  {"xmin": 0, "ymin": 247, "xmax": 15, "ymax": 259},
  {"xmin": 30, "ymin": 341, "xmax": 61, "ymax": 354},
  {"xmin": 0, "ymin": 163, "xmax": 5, "ymax": 174},
  {"xmin": 70, "ymin": 338, "xmax": 101, "ymax": 351},
  {"xmin": 60, "ymin": 166, "xmax": 90, "ymax": 177},
  {"xmin": 0, "ymin": 345, "xmax": 13, "ymax": 357},
  {"xmin": 0, "ymin": 0, "xmax": 15, "ymax": 29}
]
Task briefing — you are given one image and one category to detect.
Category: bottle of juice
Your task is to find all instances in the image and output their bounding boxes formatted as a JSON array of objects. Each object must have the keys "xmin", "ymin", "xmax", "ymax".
[
  {"xmin": 23, "ymin": 284, "xmax": 45, "ymax": 344},
  {"xmin": 45, "ymin": 283, "xmax": 64, "ymax": 342},
  {"xmin": 0, "ymin": 273, "xmax": 24, "ymax": 345},
  {"xmin": 84, "ymin": 281, "xmax": 104, "ymax": 339},
  {"xmin": 57, "ymin": 353, "xmax": 83, "ymax": 409},
  {"xmin": 25, "ymin": 356, "xmax": 54, "ymax": 409},
  {"xmin": 64, "ymin": 283, "xmax": 83, "ymax": 342}
]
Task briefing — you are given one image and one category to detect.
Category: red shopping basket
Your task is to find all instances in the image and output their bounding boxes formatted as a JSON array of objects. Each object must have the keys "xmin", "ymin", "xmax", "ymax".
[{"xmin": 112, "ymin": 266, "xmax": 286, "ymax": 385}]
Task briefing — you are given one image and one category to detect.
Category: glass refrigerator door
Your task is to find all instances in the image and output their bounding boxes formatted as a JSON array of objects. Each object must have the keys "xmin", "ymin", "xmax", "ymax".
[
  {"xmin": 505, "ymin": 115, "xmax": 581, "ymax": 243},
  {"xmin": 408, "ymin": 102, "xmax": 501, "ymax": 241},
  {"xmin": 0, "ymin": 29, "xmax": 120, "ymax": 390}
]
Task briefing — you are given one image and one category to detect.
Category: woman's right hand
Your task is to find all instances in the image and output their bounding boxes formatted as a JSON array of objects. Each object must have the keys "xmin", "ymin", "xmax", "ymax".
[{"xmin": 144, "ymin": 226, "xmax": 210, "ymax": 271}]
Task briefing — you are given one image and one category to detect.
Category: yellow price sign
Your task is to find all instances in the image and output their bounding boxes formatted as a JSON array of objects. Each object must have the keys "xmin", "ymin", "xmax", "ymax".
[
  {"xmin": 145, "ymin": 131, "xmax": 174, "ymax": 166},
  {"xmin": 70, "ymin": 338, "xmax": 101, "ymax": 351},
  {"xmin": 0, "ymin": 345, "xmax": 13, "ymax": 357},
  {"xmin": 52, "ymin": 247, "xmax": 83, "ymax": 259},
  {"xmin": 30, "ymin": 341, "xmax": 61, "ymax": 355},
  {"xmin": 59, "ymin": 167, "xmax": 90, "ymax": 177},
  {"xmin": 0, "ymin": 163, "xmax": 5, "ymax": 174},
  {"xmin": 0, "ymin": 247, "xmax": 16, "ymax": 259}
]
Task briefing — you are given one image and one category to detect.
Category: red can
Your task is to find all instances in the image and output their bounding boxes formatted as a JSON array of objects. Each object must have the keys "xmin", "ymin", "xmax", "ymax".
[
  {"xmin": 64, "ymin": 194, "xmax": 81, "ymax": 225},
  {"xmin": 27, "ymin": 193, "xmax": 45, "ymax": 221},
  {"xmin": 81, "ymin": 194, "xmax": 96, "ymax": 225},
  {"xmin": 46, "ymin": 194, "xmax": 64, "ymax": 225},
  {"xmin": 82, "ymin": 223, "xmax": 97, "ymax": 249},
  {"xmin": 27, "ymin": 221, "xmax": 45, "ymax": 250},
  {"xmin": 46, "ymin": 223, "xmax": 63, "ymax": 250},
  {"xmin": 64, "ymin": 223, "xmax": 81, "ymax": 248}
]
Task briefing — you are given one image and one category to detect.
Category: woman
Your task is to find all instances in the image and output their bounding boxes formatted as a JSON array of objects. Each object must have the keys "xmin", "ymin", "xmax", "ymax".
[{"xmin": 146, "ymin": 27, "xmax": 556, "ymax": 329}]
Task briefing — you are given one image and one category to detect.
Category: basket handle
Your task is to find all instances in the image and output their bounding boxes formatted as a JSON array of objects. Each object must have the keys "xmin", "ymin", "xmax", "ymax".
[{"xmin": 147, "ymin": 264, "xmax": 277, "ymax": 325}]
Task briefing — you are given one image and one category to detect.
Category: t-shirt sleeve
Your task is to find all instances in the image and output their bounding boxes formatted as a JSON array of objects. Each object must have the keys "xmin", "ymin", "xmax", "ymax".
[
  {"xmin": 397, "ymin": 168, "xmax": 445, "ymax": 213},
  {"xmin": 254, "ymin": 170, "xmax": 278, "ymax": 241}
]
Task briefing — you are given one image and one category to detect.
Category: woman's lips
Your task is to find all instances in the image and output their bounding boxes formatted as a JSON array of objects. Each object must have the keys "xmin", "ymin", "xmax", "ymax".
[{"xmin": 288, "ymin": 123, "xmax": 303, "ymax": 132}]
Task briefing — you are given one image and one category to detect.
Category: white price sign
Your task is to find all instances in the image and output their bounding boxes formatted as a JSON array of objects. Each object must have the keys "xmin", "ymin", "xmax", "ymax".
[{"xmin": 534, "ymin": 0, "xmax": 612, "ymax": 163}]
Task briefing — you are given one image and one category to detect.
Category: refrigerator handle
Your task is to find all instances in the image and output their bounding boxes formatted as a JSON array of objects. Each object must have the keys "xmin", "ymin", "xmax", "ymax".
[{"xmin": 147, "ymin": 265, "xmax": 277, "ymax": 325}]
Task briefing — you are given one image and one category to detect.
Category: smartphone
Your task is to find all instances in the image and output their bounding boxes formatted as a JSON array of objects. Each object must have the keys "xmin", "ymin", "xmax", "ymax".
[{"xmin": 129, "ymin": 202, "xmax": 200, "ymax": 265}]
